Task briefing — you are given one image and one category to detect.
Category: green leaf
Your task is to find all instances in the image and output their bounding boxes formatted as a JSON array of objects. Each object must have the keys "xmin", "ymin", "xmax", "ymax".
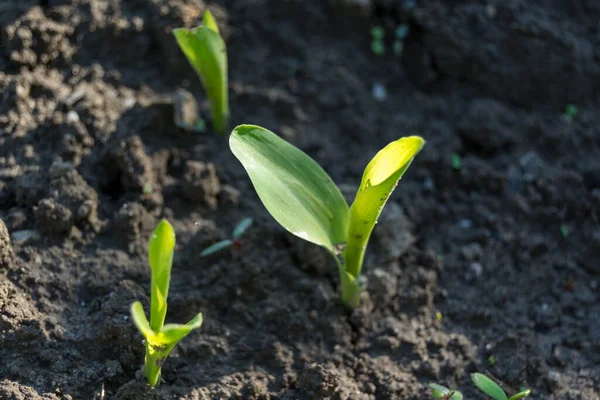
[
  {"xmin": 200, "ymin": 239, "xmax": 233, "ymax": 257},
  {"xmin": 173, "ymin": 13, "xmax": 229, "ymax": 135},
  {"xmin": 471, "ymin": 373, "xmax": 508, "ymax": 400},
  {"xmin": 131, "ymin": 301, "xmax": 155, "ymax": 339},
  {"xmin": 233, "ymin": 217, "xmax": 253, "ymax": 239},
  {"xmin": 230, "ymin": 125, "xmax": 349, "ymax": 251},
  {"xmin": 508, "ymin": 390, "xmax": 531, "ymax": 400},
  {"xmin": 428, "ymin": 384, "xmax": 463, "ymax": 400},
  {"xmin": 344, "ymin": 136, "xmax": 424, "ymax": 278},
  {"xmin": 160, "ymin": 312, "xmax": 203, "ymax": 344},
  {"xmin": 148, "ymin": 219, "xmax": 176, "ymax": 331}
]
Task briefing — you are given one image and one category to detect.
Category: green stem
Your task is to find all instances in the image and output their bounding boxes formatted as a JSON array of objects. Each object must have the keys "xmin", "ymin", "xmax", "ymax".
[
  {"xmin": 332, "ymin": 252, "xmax": 361, "ymax": 309},
  {"xmin": 145, "ymin": 342, "xmax": 163, "ymax": 387},
  {"xmin": 211, "ymin": 93, "xmax": 230, "ymax": 136}
]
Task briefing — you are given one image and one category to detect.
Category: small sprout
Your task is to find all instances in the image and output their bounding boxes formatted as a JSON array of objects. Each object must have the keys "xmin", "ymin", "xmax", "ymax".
[
  {"xmin": 173, "ymin": 11, "xmax": 230, "ymax": 135},
  {"xmin": 563, "ymin": 104, "xmax": 578, "ymax": 122},
  {"xmin": 143, "ymin": 183, "xmax": 152, "ymax": 195},
  {"xmin": 395, "ymin": 24, "xmax": 410, "ymax": 39},
  {"xmin": 560, "ymin": 224, "xmax": 569, "ymax": 238},
  {"xmin": 230, "ymin": 125, "xmax": 424, "ymax": 308},
  {"xmin": 131, "ymin": 220, "xmax": 202, "ymax": 387},
  {"xmin": 200, "ymin": 217, "xmax": 253, "ymax": 257},
  {"xmin": 436, "ymin": 311, "xmax": 443, "ymax": 321},
  {"xmin": 370, "ymin": 26, "xmax": 385, "ymax": 56},
  {"xmin": 429, "ymin": 383, "xmax": 463, "ymax": 400},
  {"xmin": 471, "ymin": 373, "xmax": 531, "ymax": 400},
  {"xmin": 451, "ymin": 153, "xmax": 462, "ymax": 170},
  {"xmin": 488, "ymin": 355, "xmax": 496, "ymax": 365},
  {"xmin": 393, "ymin": 40, "xmax": 404, "ymax": 57}
]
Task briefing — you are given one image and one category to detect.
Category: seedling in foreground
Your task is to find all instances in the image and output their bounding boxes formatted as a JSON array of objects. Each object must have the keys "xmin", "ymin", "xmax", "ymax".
[
  {"xmin": 173, "ymin": 10, "xmax": 230, "ymax": 135},
  {"xmin": 131, "ymin": 219, "xmax": 203, "ymax": 387},
  {"xmin": 200, "ymin": 217, "xmax": 253, "ymax": 257},
  {"xmin": 230, "ymin": 125, "xmax": 424, "ymax": 308},
  {"xmin": 429, "ymin": 383, "xmax": 463, "ymax": 400},
  {"xmin": 472, "ymin": 373, "xmax": 531, "ymax": 400}
]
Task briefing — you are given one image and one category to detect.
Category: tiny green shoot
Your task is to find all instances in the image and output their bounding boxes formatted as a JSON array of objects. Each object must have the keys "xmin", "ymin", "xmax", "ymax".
[
  {"xmin": 488, "ymin": 355, "xmax": 496, "ymax": 365},
  {"xmin": 230, "ymin": 125, "xmax": 424, "ymax": 308},
  {"xmin": 393, "ymin": 24, "xmax": 409, "ymax": 57},
  {"xmin": 436, "ymin": 311, "xmax": 443, "ymax": 321},
  {"xmin": 173, "ymin": 10, "xmax": 230, "ymax": 135},
  {"xmin": 451, "ymin": 153, "xmax": 462, "ymax": 170},
  {"xmin": 131, "ymin": 219, "xmax": 203, "ymax": 387},
  {"xmin": 563, "ymin": 104, "xmax": 578, "ymax": 122},
  {"xmin": 200, "ymin": 217, "xmax": 253, "ymax": 257},
  {"xmin": 143, "ymin": 183, "xmax": 152, "ymax": 195},
  {"xmin": 471, "ymin": 373, "xmax": 531, "ymax": 400},
  {"xmin": 429, "ymin": 383, "xmax": 463, "ymax": 400},
  {"xmin": 371, "ymin": 26, "xmax": 385, "ymax": 56},
  {"xmin": 560, "ymin": 224, "xmax": 569, "ymax": 238}
]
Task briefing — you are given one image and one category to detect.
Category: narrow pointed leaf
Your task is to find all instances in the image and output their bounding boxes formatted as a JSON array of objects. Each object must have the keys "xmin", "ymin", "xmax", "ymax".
[
  {"xmin": 200, "ymin": 239, "xmax": 233, "ymax": 257},
  {"xmin": 148, "ymin": 219, "xmax": 176, "ymax": 331},
  {"xmin": 230, "ymin": 125, "xmax": 349, "ymax": 251},
  {"xmin": 345, "ymin": 136, "xmax": 424, "ymax": 278},
  {"xmin": 173, "ymin": 20, "xmax": 229, "ymax": 134},
  {"xmin": 202, "ymin": 10, "xmax": 219, "ymax": 34},
  {"xmin": 429, "ymin": 383, "xmax": 450, "ymax": 396},
  {"xmin": 160, "ymin": 312, "xmax": 203, "ymax": 344},
  {"xmin": 233, "ymin": 217, "xmax": 253, "ymax": 239},
  {"xmin": 508, "ymin": 390, "xmax": 531, "ymax": 400},
  {"xmin": 131, "ymin": 301, "xmax": 155, "ymax": 339},
  {"xmin": 472, "ymin": 373, "xmax": 508, "ymax": 400}
]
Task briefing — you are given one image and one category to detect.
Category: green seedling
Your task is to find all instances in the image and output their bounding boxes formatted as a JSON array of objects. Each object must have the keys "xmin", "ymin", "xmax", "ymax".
[
  {"xmin": 371, "ymin": 26, "xmax": 385, "ymax": 56},
  {"xmin": 173, "ymin": 10, "xmax": 229, "ymax": 135},
  {"xmin": 488, "ymin": 355, "xmax": 496, "ymax": 365},
  {"xmin": 471, "ymin": 373, "xmax": 531, "ymax": 400},
  {"xmin": 560, "ymin": 224, "xmax": 569, "ymax": 238},
  {"xmin": 131, "ymin": 219, "xmax": 203, "ymax": 387},
  {"xmin": 429, "ymin": 383, "xmax": 463, "ymax": 400},
  {"xmin": 200, "ymin": 217, "xmax": 253, "ymax": 257},
  {"xmin": 451, "ymin": 153, "xmax": 462, "ymax": 170},
  {"xmin": 563, "ymin": 104, "xmax": 578, "ymax": 122},
  {"xmin": 393, "ymin": 24, "xmax": 409, "ymax": 57},
  {"xmin": 230, "ymin": 125, "xmax": 424, "ymax": 308}
]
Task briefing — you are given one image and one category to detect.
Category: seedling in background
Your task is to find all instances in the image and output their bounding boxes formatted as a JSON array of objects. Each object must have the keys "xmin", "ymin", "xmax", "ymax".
[
  {"xmin": 451, "ymin": 153, "xmax": 462, "ymax": 170},
  {"xmin": 371, "ymin": 26, "xmax": 385, "ymax": 55},
  {"xmin": 131, "ymin": 219, "xmax": 203, "ymax": 387},
  {"xmin": 200, "ymin": 217, "xmax": 253, "ymax": 257},
  {"xmin": 563, "ymin": 104, "xmax": 578, "ymax": 122},
  {"xmin": 393, "ymin": 24, "xmax": 409, "ymax": 57},
  {"xmin": 429, "ymin": 383, "xmax": 463, "ymax": 400},
  {"xmin": 472, "ymin": 373, "xmax": 531, "ymax": 400},
  {"xmin": 173, "ymin": 10, "xmax": 230, "ymax": 135},
  {"xmin": 230, "ymin": 125, "xmax": 424, "ymax": 308}
]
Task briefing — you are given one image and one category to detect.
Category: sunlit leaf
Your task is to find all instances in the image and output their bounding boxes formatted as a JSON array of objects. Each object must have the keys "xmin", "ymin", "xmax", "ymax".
[
  {"xmin": 200, "ymin": 239, "xmax": 233, "ymax": 257},
  {"xmin": 345, "ymin": 136, "xmax": 424, "ymax": 277},
  {"xmin": 148, "ymin": 219, "xmax": 175, "ymax": 331},
  {"xmin": 230, "ymin": 125, "xmax": 349, "ymax": 251},
  {"xmin": 131, "ymin": 301, "xmax": 154, "ymax": 339}
]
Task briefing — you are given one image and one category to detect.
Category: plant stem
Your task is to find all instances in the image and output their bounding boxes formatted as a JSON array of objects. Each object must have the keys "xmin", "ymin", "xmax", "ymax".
[
  {"xmin": 145, "ymin": 343, "xmax": 163, "ymax": 387},
  {"xmin": 332, "ymin": 252, "xmax": 361, "ymax": 308},
  {"xmin": 211, "ymin": 91, "xmax": 229, "ymax": 135}
]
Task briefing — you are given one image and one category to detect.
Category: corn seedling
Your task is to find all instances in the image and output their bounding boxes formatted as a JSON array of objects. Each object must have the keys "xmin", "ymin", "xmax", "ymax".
[
  {"xmin": 173, "ymin": 10, "xmax": 229, "ymax": 135},
  {"xmin": 472, "ymin": 373, "xmax": 531, "ymax": 400},
  {"xmin": 230, "ymin": 125, "xmax": 424, "ymax": 308},
  {"xmin": 371, "ymin": 26, "xmax": 385, "ymax": 56},
  {"xmin": 200, "ymin": 217, "xmax": 253, "ymax": 257},
  {"xmin": 563, "ymin": 104, "xmax": 578, "ymax": 122},
  {"xmin": 429, "ymin": 383, "xmax": 463, "ymax": 400},
  {"xmin": 131, "ymin": 219, "xmax": 203, "ymax": 387}
]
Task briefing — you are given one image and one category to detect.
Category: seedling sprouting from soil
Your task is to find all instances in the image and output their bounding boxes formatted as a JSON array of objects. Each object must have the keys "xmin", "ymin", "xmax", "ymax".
[
  {"xmin": 471, "ymin": 373, "xmax": 531, "ymax": 400},
  {"xmin": 230, "ymin": 125, "xmax": 424, "ymax": 308},
  {"xmin": 173, "ymin": 10, "xmax": 230, "ymax": 135},
  {"xmin": 429, "ymin": 383, "xmax": 463, "ymax": 400},
  {"xmin": 371, "ymin": 26, "xmax": 385, "ymax": 55},
  {"xmin": 200, "ymin": 217, "xmax": 253, "ymax": 257},
  {"xmin": 393, "ymin": 24, "xmax": 409, "ymax": 57},
  {"xmin": 563, "ymin": 104, "xmax": 578, "ymax": 122},
  {"xmin": 131, "ymin": 219, "xmax": 203, "ymax": 387}
]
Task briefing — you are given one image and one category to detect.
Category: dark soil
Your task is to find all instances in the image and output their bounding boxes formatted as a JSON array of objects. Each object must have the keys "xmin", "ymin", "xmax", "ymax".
[{"xmin": 1, "ymin": 0, "xmax": 599, "ymax": 399}]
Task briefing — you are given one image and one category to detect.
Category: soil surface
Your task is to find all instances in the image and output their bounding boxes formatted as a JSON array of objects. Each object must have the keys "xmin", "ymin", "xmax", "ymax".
[{"xmin": 1, "ymin": 0, "xmax": 599, "ymax": 399}]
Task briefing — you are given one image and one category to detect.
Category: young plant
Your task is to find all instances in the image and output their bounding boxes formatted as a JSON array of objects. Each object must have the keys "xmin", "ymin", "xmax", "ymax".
[
  {"xmin": 429, "ymin": 383, "xmax": 463, "ymax": 400},
  {"xmin": 229, "ymin": 125, "xmax": 424, "ymax": 308},
  {"xmin": 471, "ymin": 373, "xmax": 531, "ymax": 400},
  {"xmin": 200, "ymin": 217, "xmax": 253, "ymax": 257},
  {"xmin": 131, "ymin": 219, "xmax": 203, "ymax": 387},
  {"xmin": 173, "ymin": 10, "xmax": 229, "ymax": 135}
]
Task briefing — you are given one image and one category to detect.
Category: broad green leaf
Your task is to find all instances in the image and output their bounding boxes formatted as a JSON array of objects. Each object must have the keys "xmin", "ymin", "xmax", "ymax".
[
  {"xmin": 508, "ymin": 390, "xmax": 531, "ymax": 400},
  {"xmin": 173, "ymin": 13, "xmax": 229, "ymax": 135},
  {"xmin": 472, "ymin": 373, "xmax": 508, "ymax": 400},
  {"xmin": 131, "ymin": 301, "xmax": 155, "ymax": 339},
  {"xmin": 345, "ymin": 136, "xmax": 424, "ymax": 277},
  {"xmin": 148, "ymin": 219, "xmax": 176, "ymax": 331},
  {"xmin": 200, "ymin": 239, "xmax": 233, "ymax": 257},
  {"xmin": 230, "ymin": 125, "xmax": 349, "ymax": 251},
  {"xmin": 233, "ymin": 217, "xmax": 253, "ymax": 239}
]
